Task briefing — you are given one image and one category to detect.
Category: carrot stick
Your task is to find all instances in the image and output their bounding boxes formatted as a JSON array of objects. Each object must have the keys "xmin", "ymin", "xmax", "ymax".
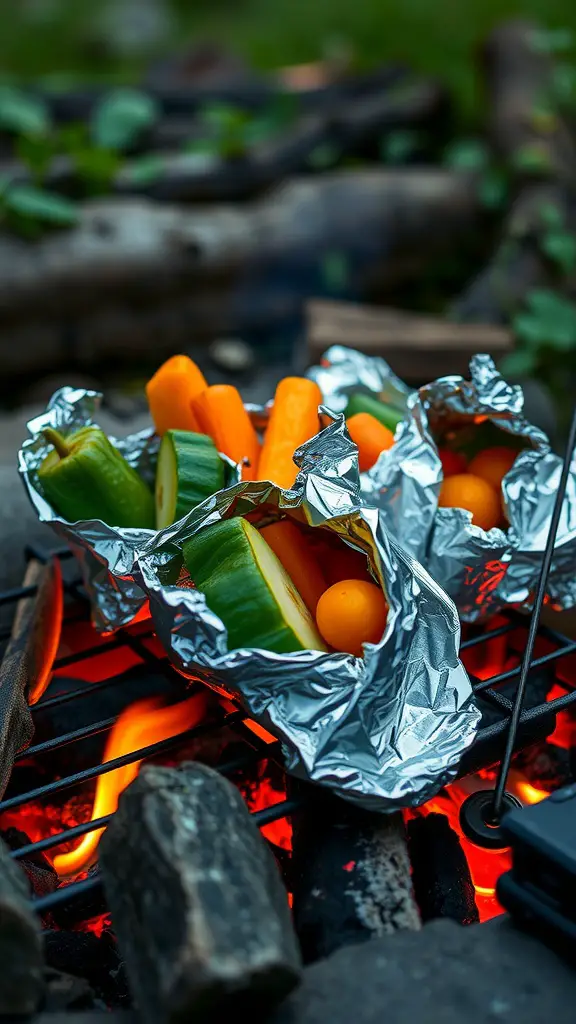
[
  {"xmin": 346, "ymin": 412, "xmax": 394, "ymax": 472},
  {"xmin": 260, "ymin": 520, "xmax": 327, "ymax": 614},
  {"xmin": 192, "ymin": 384, "xmax": 260, "ymax": 480},
  {"xmin": 258, "ymin": 377, "xmax": 322, "ymax": 489},
  {"xmin": 146, "ymin": 355, "xmax": 207, "ymax": 436}
]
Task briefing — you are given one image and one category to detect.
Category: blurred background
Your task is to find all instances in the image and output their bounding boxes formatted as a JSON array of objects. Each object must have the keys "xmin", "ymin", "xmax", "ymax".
[{"xmin": 1, "ymin": 0, "xmax": 576, "ymax": 442}]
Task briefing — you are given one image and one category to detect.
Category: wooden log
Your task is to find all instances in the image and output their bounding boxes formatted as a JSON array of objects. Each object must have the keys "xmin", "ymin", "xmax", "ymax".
[
  {"xmin": 306, "ymin": 299, "xmax": 512, "ymax": 380},
  {"xmin": 99, "ymin": 763, "xmax": 301, "ymax": 1024},
  {"xmin": 453, "ymin": 20, "xmax": 576, "ymax": 324},
  {"xmin": 482, "ymin": 19, "xmax": 576, "ymax": 181},
  {"xmin": 0, "ymin": 558, "xmax": 62, "ymax": 798},
  {"xmin": 1, "ymin": 77, "xmax": 447, "ymax": 203},
  {"xmin": 406, "ymin": 813, "xmax": 479, "ymax": 926},
  {"xmin": 289, "ymin": 784, "xmax": 420, "ymax": 965},
  {"xmin": 0, "ymin": 836, "xmax": 45, "ymax": 1015},
  {"xmin": 0, "ymin": 169, "xmax": 482, "ymax": 325}
]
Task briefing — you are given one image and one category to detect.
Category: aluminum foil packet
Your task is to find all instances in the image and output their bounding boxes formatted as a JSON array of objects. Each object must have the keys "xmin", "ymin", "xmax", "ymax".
[
  {"xmin": 310, "ymin": 349, "xmax": 576, "ymax": 621},
  {"xmin": 134, "ymin": 413, "xmax": 479, "ymax": 812},
  {"xmin": 18, "ymin": 387, "xmax": 238, "ymax": 633}
]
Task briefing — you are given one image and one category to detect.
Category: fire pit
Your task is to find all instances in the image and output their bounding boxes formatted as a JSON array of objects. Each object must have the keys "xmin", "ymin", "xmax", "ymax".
[{"xmin": 0, "ymin": 536, "xmax": 575, "ymax": 1018}]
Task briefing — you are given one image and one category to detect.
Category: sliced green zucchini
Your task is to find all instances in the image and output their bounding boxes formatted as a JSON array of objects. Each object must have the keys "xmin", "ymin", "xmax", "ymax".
[
  {"xmin": 345, "ymin": 392, "xmax": 404, "ymax": 434},
  {"xmin": 182, "ymin": 517, "xmax": 327, "ymax": 654},
  {"xmin": 156, "ymin": 430, "xmax": 226, "ymax": 529}
]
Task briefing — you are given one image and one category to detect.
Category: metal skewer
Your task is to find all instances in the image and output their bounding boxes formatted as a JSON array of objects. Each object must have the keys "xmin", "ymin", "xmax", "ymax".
[{"xmin": 460, "ymin": 406, "xmax": 576, "ymax": 848}]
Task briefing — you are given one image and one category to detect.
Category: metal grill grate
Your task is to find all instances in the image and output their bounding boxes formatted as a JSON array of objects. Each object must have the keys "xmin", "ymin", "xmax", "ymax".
[{"xmin": 1, "ymin": 541, "xmax": 576, "ymax": 918}]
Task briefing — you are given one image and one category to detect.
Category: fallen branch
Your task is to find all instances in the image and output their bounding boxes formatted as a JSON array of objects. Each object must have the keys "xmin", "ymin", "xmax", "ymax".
[
  {"xmin": 0, "ymin": 169, "xmax": 482, "ymax": 327},
  {"xmin": 306, "ymin": 299, "xmax": 512, "ymax": 379}
]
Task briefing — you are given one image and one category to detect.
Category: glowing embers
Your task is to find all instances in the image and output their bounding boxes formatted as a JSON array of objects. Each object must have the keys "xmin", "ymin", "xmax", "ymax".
[{"xmin": 52, "ymin": 692, "xmax": 208, "ymax": 877}]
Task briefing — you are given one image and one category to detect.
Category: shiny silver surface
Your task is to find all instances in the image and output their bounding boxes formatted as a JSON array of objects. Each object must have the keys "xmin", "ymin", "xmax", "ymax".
[{"xmin": 135, "ymin": 414, "xmax": 479, "ymax": 811}]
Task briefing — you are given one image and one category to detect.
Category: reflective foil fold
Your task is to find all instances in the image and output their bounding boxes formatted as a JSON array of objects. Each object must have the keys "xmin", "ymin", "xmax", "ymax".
[
  {"xmin": 17, "ymin": 387, "xmax": 238, "ymax": 633},
  {"xmin": 134, "ymin": 413, "xmax": 479, "ymax": 812},
  {"xmin": 310, "ymin": 349, "xmax": 576, "ymax": 620}
]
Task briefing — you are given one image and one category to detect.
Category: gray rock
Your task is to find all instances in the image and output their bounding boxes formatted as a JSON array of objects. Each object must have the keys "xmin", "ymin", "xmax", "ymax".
[
  {"xmin": 0, "ymin": 837, "xmax": 45, "ymax": 1015},
  {"xmin": 100, "ymin": 763, "xmax": 302, "ymax": 1024},
  {"xmin": 272, "ymin": 916, "xmax": 576, "ymax": 1024}
]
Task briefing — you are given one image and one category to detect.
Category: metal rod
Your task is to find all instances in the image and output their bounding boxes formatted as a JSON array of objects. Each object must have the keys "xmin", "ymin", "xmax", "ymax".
[
  {"xmin": 490, "ymin": 407, "xmax": 576, "ymax": 821},
  {"xmin": 473, "ymin": 640, "xmax": 576, "ymax": 693},
  {"xmin": 0, "ymin": 711, "xmax": 243, "ymax": 812}
]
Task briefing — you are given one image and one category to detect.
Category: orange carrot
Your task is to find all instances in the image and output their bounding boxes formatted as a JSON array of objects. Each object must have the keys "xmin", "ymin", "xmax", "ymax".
[
  {"xmin": 192, "ymin": 384, "xmax": 260, "ymax": 480},
  {"xmin": 346, "ymin": 412, "xmax": 394, "ymax": 472},
  {"xmin": 258, "ymin": 377, "xmax": 322, "ymax": 489},
  {"xmin": 146, "ymin": 355, "xmax": 207, "ymax": 436},
  {"xmin": 260, "ymin": 520, "xmax": 327, "ymax": 614}
]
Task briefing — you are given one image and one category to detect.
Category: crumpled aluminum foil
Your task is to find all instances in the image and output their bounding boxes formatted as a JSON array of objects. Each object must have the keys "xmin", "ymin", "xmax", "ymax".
[
  {"xmin": 18, "ymin": 387, "xmax": 238, "ymax": 633},
  {"xmin": 134, "ymin": 413, "xmax": 479, "ymax": 812},
  {"xmin": 308, "ymin": 344, "xmax": 411, "ymax": 415},
  {"xmin": 310, "ymin": 349, "xmax": 576, "ymax": 621}
]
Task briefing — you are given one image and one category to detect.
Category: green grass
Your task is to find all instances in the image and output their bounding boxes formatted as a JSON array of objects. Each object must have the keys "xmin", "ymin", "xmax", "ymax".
[{"xmin": 1, "ymin": 0, "xmax": 576, "ymax": 117}]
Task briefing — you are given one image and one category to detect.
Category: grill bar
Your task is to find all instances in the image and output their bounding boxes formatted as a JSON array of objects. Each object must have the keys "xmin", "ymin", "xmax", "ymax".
[{"xmin": 1, "ymin": 545, "xmax": 575, "ymax": 919}]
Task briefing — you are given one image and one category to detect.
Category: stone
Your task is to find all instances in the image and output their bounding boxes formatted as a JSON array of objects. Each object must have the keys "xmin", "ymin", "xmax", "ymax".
[
  {"xmin": 99, "ymin": 762, "xmax": 301, "ymax": 1024},
  {"xmin": 0, "ymin": 836, "xmax": 45, "ymax": 1015},
  {"xmin": 272, "ymin": 916, "xmax": 576, "ymax": 1024},
  {"xmin": 209, "ymin": 338, "xmax": 256, "ymax": 374}
]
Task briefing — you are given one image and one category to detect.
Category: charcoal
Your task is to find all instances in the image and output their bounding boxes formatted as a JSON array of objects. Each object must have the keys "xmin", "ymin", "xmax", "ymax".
[
  {"xmin": 0, "ymin": 835, "xmax": 45, "ymax": 1015},
  {"xmin": 99, "ymin": 762, "xmax": 301, "ymax": 1024},
  {"xmin": 1, "ymin": 826, "xmax": 58, "ymax": 898},
  {"xmin": 290, "ymin": 783, "xmax": 420, "ymax": 964},
  {"xmin": 44, "ymin": 928, "xmax": 130, "ymax": 1008},
  {"xmin": 514, "ymin": 740, "xmax": 573, "ymax": 791},
  {"xmin": 271, "ymin": 916, "xmax": 576, "ymax": 1024},
  {"xmin": 407, "ymin": 813, "xmax": 479, "ymax": 925},
  {"xmin": 43, "ymin": 966, "xmax": 99, "ymax": 1012},
  {"xmin": 50, "ymin": 865, "xmax": 108, "ymax": 929}
]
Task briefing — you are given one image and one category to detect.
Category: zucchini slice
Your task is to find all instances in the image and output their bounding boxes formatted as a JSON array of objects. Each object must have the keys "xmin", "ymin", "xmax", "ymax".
[
  {"xmin": 156, "ymin": 430, "xmax": 226, "ymax": 529},
  {"xmin": 183, "ymin": 517, "xmax": 327, "ymax": 654}
]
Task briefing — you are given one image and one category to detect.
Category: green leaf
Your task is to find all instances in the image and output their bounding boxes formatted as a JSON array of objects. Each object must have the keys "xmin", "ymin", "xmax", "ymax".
[
  {"xmin": 121, "ymin": 154, "xmax": 165, "ymax": 186},
  {"xmin": 511, "ymin": 142, "xmax": 553, "ymax": 175},
  {"xmin": 58, "ymin": 122, "xmax": 89, "ymax": 155},
  {"xmin": 0, "ymin": 86, "xmax": 50, "ymax": 136},
  {"xmin": 381, "ymin": 129, "xmax": 420, "ymax": 164},
  {"xmin": 541, "ymin": 230, "xmax": 576, "ymax": 273},
  {"xmin": 478, "ymin": 169, "xmax": 508, "ymax": 210},
  {"xmin": 92, "ymin": 89, "xmax": 159, "ymax": 151},
  {"xmin": 308, "ymin": 143, "xmax": 341, "ymax": 169},
  {"xmin": 73, "ymin": 147, "xmax": 121, "ymax": 195},
  {"xmin": 2, "ymin": 184, "xmax": 78, "ymax": 226},
  {"xmin": 443, "ymin": 138, "xmax": 489, "ymax": 171},
  {"xmin": 529, "ymin": 27, "xmax": 574, "ymax": 54},
  {"xmin": 15, "ymin": 132, "xmax": 55, "ymax": 181},
  {"xmin": 500, "ymin": 349, "xmax": 539, "ymax": 377},
  {"xmin": 321, "ymin": 251, "xmax": 350, "ymax": 293},
  {"xmin": 514, "ymin": 289, "xmax": 576, "ymax": 351},
  {"xmin": 539, "ymin": 201, "xmax": 564, "ymax": 228},
  {"xmin": 551, "ymin": 63, "xmax": 576, "ymax": 105}
]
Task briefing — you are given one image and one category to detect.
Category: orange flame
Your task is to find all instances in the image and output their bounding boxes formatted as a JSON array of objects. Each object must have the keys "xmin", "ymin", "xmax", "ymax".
[{"xmin": 53, "ymin": 692, "xmax": 207, "ymax": 877}]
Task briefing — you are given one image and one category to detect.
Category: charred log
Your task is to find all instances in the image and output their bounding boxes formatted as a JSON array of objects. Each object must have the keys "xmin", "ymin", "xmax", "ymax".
[
  {"xmin": 99, "ymin": 762, "xmax": 301, "ymax": 1024},
  {"xmin": 0, "ymin": 836, "xmax": 45, "ymax": 1015},
  {"xmin": 0, "ymin": 557, "xmax": 61, "ymax": 798},
  {"xmin": 407, "ymin": 813, "xmax": 479, "ymax": 925},
  {"xmin": 289, "ymin": 783, "xmax": 420, "ymax": 965}
]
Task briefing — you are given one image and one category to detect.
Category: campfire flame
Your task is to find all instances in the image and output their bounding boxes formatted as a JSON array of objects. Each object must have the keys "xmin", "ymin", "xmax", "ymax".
[{"xmin": 53, "ymin": 692, "xmax": 207, "ymax": 877}]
